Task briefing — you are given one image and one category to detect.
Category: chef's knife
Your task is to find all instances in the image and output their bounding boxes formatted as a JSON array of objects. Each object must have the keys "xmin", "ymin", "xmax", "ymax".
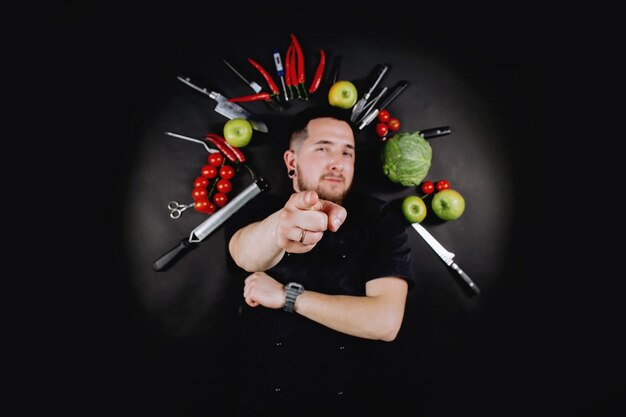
[
  {"xmin": 350, "ymin": 64, "xmax": 389, "ymax": 122},
  {"xmin": 420, "ymin": 126, "xmax": 452, "ymax": 139},
  {"xmin": 410, "ymin": 222, "xmax": 481, "ymax": 295},
  {"xmin": 358, "ymin": 80, "xmax": 409, "ymax": 130},
  {"xmin": 153, "ymin": 177, "xmax": 270, "ymax": 271},
  {"xmin": 177, "ymin": 76, "xmax": 268, "ymax": 133}
]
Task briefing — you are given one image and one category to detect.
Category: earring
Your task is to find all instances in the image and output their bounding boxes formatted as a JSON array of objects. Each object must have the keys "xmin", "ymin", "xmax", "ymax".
[{"xmin": 288, "ymin": 169, "xmax": 295, "ymax": 178}]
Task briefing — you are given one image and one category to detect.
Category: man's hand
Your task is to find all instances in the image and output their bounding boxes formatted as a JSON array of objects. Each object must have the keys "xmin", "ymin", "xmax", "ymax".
[
  {"xmin": 276, "ymin": 191, "xmax": 347, "ymax": 254},
  {"xmin": 243, "ymin": 272, "xmax": 285, "ymax": 308}
]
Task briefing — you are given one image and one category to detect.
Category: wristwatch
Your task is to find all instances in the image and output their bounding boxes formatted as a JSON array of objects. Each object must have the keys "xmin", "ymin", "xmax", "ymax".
[{"xmin": 283, "ymin": 282, "xmax": 305, "ymax": 313}]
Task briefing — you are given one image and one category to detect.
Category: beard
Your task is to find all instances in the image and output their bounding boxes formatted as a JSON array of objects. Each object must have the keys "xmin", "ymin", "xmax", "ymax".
[{"xmin": 296, "ymin": 168, "xmax": 351, "ymax": 205}]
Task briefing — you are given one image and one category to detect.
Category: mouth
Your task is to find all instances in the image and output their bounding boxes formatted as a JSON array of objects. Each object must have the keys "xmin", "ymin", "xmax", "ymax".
[{"xmin": 321, "ymin": 176, "xmax": 345, "ymax": 184}]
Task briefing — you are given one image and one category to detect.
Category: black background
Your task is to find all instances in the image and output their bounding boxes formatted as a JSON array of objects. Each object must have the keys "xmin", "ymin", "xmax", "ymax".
[{"xmin": 39, "ymin": 4, "xmax": 623, "ymax": 416}]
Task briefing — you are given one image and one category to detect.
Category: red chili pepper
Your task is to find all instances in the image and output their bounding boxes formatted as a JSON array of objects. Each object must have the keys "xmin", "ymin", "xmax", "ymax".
[
  {"xmin": 204, "ymin": 134, "xmax": 237, "ymax": 163},
  {"xmin": 285, "ymin": 44, "xmax": 293, "ymax": 87},
  {"xmin": 206, "ymin": 133, "xmax": 246, "ymax": 164},
  {"xmin": 308, "ymin": 49, "xmax": 325, "ymax": 94},
  {"xmin": 227, "ymin": 92, "xmax": 271, "ymax": 103},
  {"xmin": 248, "ymin": 58, "xmax": 280, "ymax": 95},
  {"xmin": 290, "ymin": 33, "xmax": 305, "ymax": 85},
  {"xmin": 288, "ymin": 42, "xmax": 301, "ymax": 99}
]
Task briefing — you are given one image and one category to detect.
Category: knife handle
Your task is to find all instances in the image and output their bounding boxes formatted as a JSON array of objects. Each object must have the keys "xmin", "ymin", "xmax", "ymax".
[
  {"xmin": 152, "ymin": 238, "xmax": 197, "ymax": 272},
  {"xmin": 450, "ymin": 263, "xmax": 481, "ymax": 295},
  {"xmin": 421, "ymin": 126, "xmax": 451, "ymax": 139},
  {"xmin": 378, "ymin": 80, "xmax": 409, "ymax": 111}
]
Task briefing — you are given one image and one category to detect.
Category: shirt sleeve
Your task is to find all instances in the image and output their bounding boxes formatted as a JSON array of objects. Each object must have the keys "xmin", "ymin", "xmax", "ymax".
[{"xmin": 363, "ymin": 200, "xmax": 415, "ymax": 290}]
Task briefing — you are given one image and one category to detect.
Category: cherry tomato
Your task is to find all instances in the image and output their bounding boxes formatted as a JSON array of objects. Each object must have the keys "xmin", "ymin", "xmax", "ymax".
[
  {"xmin": 421, "ymin": 181, "xmax": 435, "ymax": 195},
  {"xmin": 375, "ymin": 122, "xmax": 389, "ymax": 138},
  {"xmin": 213, "ymin": 192, "xmax": 228, "ymax": 207},
  {"xmin": 194, "ymin": 176, "xmax": 209, "ymax": 188},
  {"xmin": 194, "ymin": 198, "xmax": 216, "ymax": 214},
  {"xmin": 201, "ymin": 164, "xmax": 217, "ymax": 179},
  {"xmin": 378, "ymin": 109, "xmax": 390, "ymax": 123},
  {"xmin": 436, "ymin": 180, "xmax": 450, "ymax": 191},
  {"xmin": 192, "ymin": 187, "xmax": 208, "ymax": 200},
  {"xmin": 219, "ymin": 165, "xmax": 235, "ymax": 180},
  {"xmin": 387, "ymin": 117, "xmax": 400, "ymax": 131},
  {"xmin": 208, "ymin": 153, "xmax": 224, "ymax": 167},
  {"xmin": 216, "ymin": 179, "xmax": 232, "ymax": 194}
]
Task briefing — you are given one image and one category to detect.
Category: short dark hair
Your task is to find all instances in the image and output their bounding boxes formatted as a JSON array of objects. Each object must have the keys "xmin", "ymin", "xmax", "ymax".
[{"xmin": 288, "ymin": 106, "xmax": 352, "ymax": 150}]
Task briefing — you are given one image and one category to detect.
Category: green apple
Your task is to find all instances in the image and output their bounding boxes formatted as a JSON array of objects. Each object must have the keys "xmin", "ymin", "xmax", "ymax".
[
  {"xmin": 328, "ymin": 80, "xmax": 358, "ymax": 109},
  {"xmin": 431, "ymin": 189, "xmax": 465, "ymax": 221},
  {"xmin": 402, "ymin": 195, "xmax": 427, "ymax": 223},
  {"xmin": 223, "ymin": 118, "xmax": 253, "ymax": 148}
]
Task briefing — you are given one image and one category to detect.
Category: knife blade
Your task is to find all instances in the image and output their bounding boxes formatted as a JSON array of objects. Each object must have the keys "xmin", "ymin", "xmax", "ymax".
[
  {"xmin": 358, "ymin": 80, "xmax": 409, "ymax": 130},
  {"xmin": 350, "ymin": 64, "xmax": 389, "ymax": 122},
  {"xmin": 152, "ymin": 177, "xmax": 270, "ymax": 271},
  {"xmin": 177, "ymin": 76, "xmax": 268, "ymax": 133},
  {"xmin": 223, "ymin": 59, "xmax": 262, "ymax": 93},
  {"xmin": 410, "ymin": 222, "xmax": 481, "ymax": 295}
]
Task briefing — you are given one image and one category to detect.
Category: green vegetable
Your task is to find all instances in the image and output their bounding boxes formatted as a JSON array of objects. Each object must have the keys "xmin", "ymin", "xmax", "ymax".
[{"xmin": 381, "ymin": 131, "xmax": 432, "ymax": 186}]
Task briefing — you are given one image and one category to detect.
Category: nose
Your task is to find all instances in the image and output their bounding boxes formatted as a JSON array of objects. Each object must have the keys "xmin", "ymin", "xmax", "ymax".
[{"xmin": 329, "ymin": 156, "xmax": 343, "ymax": 172}]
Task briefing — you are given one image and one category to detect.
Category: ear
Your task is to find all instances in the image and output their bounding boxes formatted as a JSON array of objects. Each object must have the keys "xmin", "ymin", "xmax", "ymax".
[{"xmin": 284, "ymin": 149, "xmax": 296, "ymax": 172}]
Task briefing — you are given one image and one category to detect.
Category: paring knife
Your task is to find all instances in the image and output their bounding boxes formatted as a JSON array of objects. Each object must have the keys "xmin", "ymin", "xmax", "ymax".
[
  {"xmin": 177, "ymin": 76, "xmax": 268, "ymax": 133},
  {"xmin": 350, "ymin": 64, "xmax": 389, "ymax": 122},
  {"xmin": 153, "ymin": 177, "xmax": 270, "ymax": 271},
  {"xmin": 223, "ymin": 59, "xmax": 262, "ymax": 93},
  {"xmin": 410, "ymin": 222, "xmax": 481, "ymax": 295},
  {"xmin": 358, "ymin": 80, "xmax": 409, "ymax": 130}
]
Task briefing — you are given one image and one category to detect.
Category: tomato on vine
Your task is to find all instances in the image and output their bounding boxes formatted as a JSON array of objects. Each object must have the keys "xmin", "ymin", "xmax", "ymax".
[
  {"xmin": 378, "ymin": 110, "xmax": 390, "ymax": 123},
  {"xmin": 219, "ymin": 165, "xmax": 235, "ymax": 180},
  {"xmin": 216, "ymin": 179, "xmax": 232, "ymax": 194},
  {"xmin": 208, "ymin": 153, "xmax": 224, "ymax": 167},
  {"xmin": 436, "ymin": 180, "xmax": 450, "ymax": 191},
  {"xmin": 420, "ymin": 181, "xmax": 435, "ymax": 195}
]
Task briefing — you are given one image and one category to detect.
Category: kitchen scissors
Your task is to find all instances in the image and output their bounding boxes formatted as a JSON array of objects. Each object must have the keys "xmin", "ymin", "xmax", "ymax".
[{"xmin": 168, "ymin": 201, "xmax": 194, "ymax": 219}]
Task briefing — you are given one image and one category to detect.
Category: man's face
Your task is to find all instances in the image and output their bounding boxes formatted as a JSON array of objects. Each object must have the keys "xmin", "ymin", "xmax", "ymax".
[{"xmin": 291, "ymin": 117, "xmax": 355, "ymax": 204}]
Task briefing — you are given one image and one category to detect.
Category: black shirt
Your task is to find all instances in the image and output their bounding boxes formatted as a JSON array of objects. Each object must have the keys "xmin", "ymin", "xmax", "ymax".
[{"xmin": 224, "ymin": 191, "xmax": 414, "ymax": 415}]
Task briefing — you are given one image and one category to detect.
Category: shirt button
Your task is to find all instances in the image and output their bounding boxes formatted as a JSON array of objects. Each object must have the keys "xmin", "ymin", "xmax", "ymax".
[
  {"xmin": 275, "ymin": 342, "xmax": 282, "ymax": 347},
  {"xmin": 339, "ymin": 345, "xmax": 346, "ymax": 350},
  {"xmin": 275, "ymin": 388, "xmax": 281, "ymax": 392},
  {"xmin": 337, "ymin": 391, "xmax": 344, "ymax": 395},
  {"xmin": 341, "ymin": 254, "xmax": 346, "ymax": 259}
]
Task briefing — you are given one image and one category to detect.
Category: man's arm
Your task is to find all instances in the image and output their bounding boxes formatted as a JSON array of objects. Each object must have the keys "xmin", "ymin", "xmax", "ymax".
[
  {"xmin": 243, "ymin": 273, "xmax": 408, "ymax": 341},
  {"xmin": 229, "ymin": 191, "xmax": 347, "ymax": 272}
]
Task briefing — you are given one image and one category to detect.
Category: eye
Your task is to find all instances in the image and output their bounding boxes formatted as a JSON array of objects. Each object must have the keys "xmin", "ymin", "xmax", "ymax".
[
  {"xmin": 316, "ymin": 147, "xmax": 328, "ymax": 152},
  {"xmin": 343, "ymin": 151, "xmax": 353, "ymax": 158}
]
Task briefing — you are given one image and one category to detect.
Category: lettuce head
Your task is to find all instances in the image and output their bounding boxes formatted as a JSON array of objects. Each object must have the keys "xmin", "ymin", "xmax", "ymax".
[{"xmin": 381, "ymin": 131, "xmax": 432, "ymax": 186}]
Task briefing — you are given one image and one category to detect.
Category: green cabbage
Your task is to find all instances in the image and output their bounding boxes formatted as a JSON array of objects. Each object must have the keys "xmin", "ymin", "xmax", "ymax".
[{"xmin": 381, "ymin": 131, "xmax": 432, "ymax": 186}]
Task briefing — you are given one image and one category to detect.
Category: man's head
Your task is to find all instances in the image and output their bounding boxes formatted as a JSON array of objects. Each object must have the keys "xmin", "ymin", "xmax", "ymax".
[{"xmin": 284, "ymin": 107, "xmax": 355, "ymax": 204}]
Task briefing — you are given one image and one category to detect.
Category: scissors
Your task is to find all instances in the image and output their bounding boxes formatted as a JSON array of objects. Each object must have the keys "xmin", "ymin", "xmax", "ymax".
[{"xmin": 168, "ymin": 201, "xmax": 194, "ymax": 219}]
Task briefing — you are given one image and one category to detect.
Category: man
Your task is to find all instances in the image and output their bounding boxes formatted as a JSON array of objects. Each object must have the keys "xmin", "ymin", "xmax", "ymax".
[{"xmin": 224, "ymin": 106, "xmax": 414, "ymax": 416}]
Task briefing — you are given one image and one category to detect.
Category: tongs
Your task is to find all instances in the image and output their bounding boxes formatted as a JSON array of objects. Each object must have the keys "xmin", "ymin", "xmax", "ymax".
[{"xmin": 354, "ymin": 87, "xmax": 388, "ymax": 126}]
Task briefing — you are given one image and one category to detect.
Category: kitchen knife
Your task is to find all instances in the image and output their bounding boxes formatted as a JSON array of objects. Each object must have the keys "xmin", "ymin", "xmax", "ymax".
[
  {"xmin": 223, "ymin": 59, "xmax": 262, "ymax": 93},
  {"xmin": 420, "ymin": 126, "xmax": 452, "ymax": 139},
  {"xmin": 358, "ymin": 80, "xmax": 409, "ymax": 130},
  {"xmin": 410, "ymin": 222, "xmax": 481, "ymax": 295},
  {"xmin": 177, "ymin": 76, "xmax": 268, "ymax": 133},
  {"xmin": 350, "ymin": 64, "xmax": 389, "ymax": 122},
  {"xmin": 153, "ymin": 177, "xmax": 270, "ymax": 271}
]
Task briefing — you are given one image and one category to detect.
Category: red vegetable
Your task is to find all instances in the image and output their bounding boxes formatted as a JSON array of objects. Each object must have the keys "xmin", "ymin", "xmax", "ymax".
[
  {"xmin": 309, "ymin": 49, "xmax": 325, "ymax": 94},
  {"xmin": 290, "ymin": 33, "xmax": 305, "ymax": 85},
  {"xmin": 213, "ymin": 192, "xmax": 228, "ymax": 207},
  {"xmin": 207, "ymin": 133, "xmax": 246, "ymax": 164},
  {"xmin": 205, "ymin": 136, "xmax": 237, "ymax": 162},
  {"xmin": 388, "ymin": 117, "xmax": 401, "ymax": 131},
  {"xmin": 248, "ymin": 58, "xmax": 280, "ymax": 95},
  {"xmin": 219, "ymin": 165, "xmax": 235, "ymax": 180},
  {"xmin": 192, "ymin": 187, "xmax": 208, "ymax": 200},
  {"xmin": 378, "ymin": 110, "xmax": 391, "ymax": 123},
  {"xmin": 421, "ymin": 181, "xmax": 435, "ymax": 195},
  {"xmin": 436, "ymin": 180, "xmax": 450, "ymax": 191},
  {"xmin": 207, "ymin": 153, "xmax": 223, "ymax": 167},
  {"xmin": 228, "ymin": 92, "xmax": 271, "ymax": 103},
  {"xmin": 216, "ymin": 179, "xmax": 232, "ymax": 194},
  {"xmin": 375, "ymin": 122, "xmax": 389, "ymax": 138},
  {"xmin": 285, "ymin": 44, "xmax": 293, "ymax": 88}
]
